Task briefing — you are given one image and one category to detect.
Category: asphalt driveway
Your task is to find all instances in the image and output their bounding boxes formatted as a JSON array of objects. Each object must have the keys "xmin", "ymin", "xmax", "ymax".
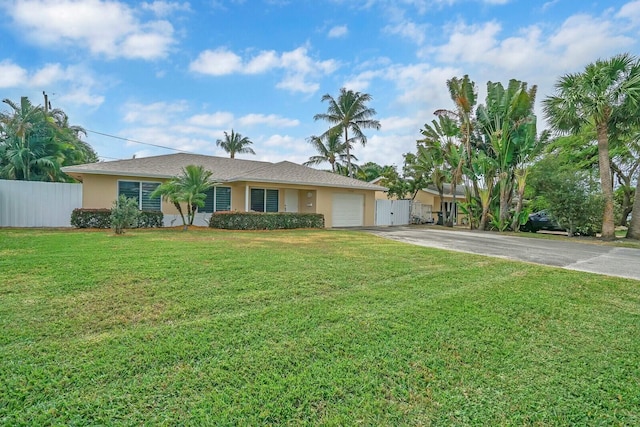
[{"xmin": 366, "ymin": 227, "xmax": 640, "ymax": 281}]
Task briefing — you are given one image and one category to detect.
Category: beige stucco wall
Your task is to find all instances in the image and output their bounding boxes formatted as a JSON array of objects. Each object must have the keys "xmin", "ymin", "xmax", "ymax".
[
  {"xmin": 81, "ymin": 174, "xmax": 171, "ymax": 210},
  {"xmin": 228, "ymin": 182, "xmax": 317, "ymax": 213},
  {"xmin": 79, "ymin": 174, "xmax": 377, "ymax": 227}
]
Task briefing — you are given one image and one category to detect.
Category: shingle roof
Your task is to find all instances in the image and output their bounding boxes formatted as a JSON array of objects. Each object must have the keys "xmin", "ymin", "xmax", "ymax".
[
  {"xmin": 424, "ymin": 183, "xmax": 467, "ymax": 197},
  {"xmin": 62, "ymin": 153, "xmax": 386, "ymax": 191}
]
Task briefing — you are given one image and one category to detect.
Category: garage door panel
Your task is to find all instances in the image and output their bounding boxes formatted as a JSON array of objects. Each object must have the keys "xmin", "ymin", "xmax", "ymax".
[{"xmin": 332, "ymin": 193, "xmax": 364, "ymax": 227}]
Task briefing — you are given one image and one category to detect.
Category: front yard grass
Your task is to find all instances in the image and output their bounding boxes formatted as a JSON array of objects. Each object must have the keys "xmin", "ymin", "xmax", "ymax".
[{"xmin": 1, "ymin": 228, "xmax": 639, "ymax": 425}]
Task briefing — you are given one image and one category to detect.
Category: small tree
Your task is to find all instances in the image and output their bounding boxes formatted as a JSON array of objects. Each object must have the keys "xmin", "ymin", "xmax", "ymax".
[
  {"xmin": 151, "ymin": 165, "xmax": 215, "ymax": 230},
  {"xmin": 528, "ymin": 155, "xmax": 603, "ymax": 236},
  {"xmin": 110, "ymin": 195, "xmax": 139, "ymax": 235}
]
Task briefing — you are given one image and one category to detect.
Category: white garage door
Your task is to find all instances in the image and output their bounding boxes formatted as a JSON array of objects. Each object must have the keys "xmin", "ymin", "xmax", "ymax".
[{"xmin": 332, "ymin": 193, "xmax": 364, "ymax": 227}]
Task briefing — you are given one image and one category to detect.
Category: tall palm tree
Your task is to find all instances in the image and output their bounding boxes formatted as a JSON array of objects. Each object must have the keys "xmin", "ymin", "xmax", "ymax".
[
  {"xmin": 313, "ymin": 88, "xmax": 381, "ymax": 177},
  {"xmin": 304, "ymin": 129, "xmax": 355, "ymax": 172},
  {"xmin": 216, "ymin": 129, "xmax": 255, "ymax": 159},
  {"xmin": 419, "ymin": 115, "xmax": 464, "ymax": 226},
  {"xmin": 543, "ymin": 53, "xmax": 640, "ymax": 240}
]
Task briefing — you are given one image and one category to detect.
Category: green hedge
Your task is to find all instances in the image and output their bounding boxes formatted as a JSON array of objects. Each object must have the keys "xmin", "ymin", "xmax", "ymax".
[
  {"xmin": 71, "ymin": 209, "xmax": 163, "ymax": 229},
  {"xmin": 71, "ymin": 209, "xmax": 111, "ymax": 228},
  {"xmin": 209, "ymin": 212, "xmax": 324, "ymax": 230},
  {"xmin": 137, "ymin": 211, "xmax": 164, "ymax": 228}
]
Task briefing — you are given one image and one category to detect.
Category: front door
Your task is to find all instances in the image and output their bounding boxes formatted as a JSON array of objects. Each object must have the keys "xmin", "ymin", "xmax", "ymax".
[{"xmin": 285, "ymin": 189, "xmax": 299, "ymax": 212}]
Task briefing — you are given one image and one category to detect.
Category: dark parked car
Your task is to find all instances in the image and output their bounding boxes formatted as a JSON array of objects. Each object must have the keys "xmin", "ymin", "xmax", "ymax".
[{"xmin": 521, "ymin": 211, "xmax": 565, "ymax": 233}]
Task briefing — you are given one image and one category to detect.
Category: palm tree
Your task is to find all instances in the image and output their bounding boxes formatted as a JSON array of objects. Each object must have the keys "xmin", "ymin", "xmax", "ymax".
[
  {"xmin": 216, "ymin": 129, "xmax": 255, "ymax": 159},
  {"xmin": 151, "ymin": 165, "xmax": 216, "ymax": 229},
  {"xmin": 543, "ymin": 53, "xmax": 640, "ymax": 240},
  {"xmin": 1, "ymin": 96, "xmax": 97, "ymax": 182},
  {"xmin": 313, "ymin": 88, "xmax": 381, "ymax": 177},
  {"xmin": 304, "ymin": 129, "xmax": 355, "ymax": 172},
  {"xmin": 151, "ymin": 180, "xmax": 187, "ymax": 228},
  {"xmin": 419, "ymin": 115, "xmax": 465, "ymax": 226},
  {"xmin": 1, "ymin": 97, "xmax": 47, "ymax": 181}
]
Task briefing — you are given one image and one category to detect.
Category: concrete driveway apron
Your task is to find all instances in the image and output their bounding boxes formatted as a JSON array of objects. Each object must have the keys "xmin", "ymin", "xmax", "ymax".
[{"xmin": 367, "ymin": 227, "xmax": 640, "ymax": 281}]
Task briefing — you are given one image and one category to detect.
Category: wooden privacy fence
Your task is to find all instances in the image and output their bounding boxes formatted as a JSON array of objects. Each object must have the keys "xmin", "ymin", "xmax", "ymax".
[{"xmin": 0, "ymin": 179, "xmax": 82, "ymax": 227}]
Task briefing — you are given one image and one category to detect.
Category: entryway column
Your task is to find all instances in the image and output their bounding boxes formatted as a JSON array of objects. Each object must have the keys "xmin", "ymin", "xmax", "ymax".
[{"xmin": 245, "ymin": 185, "xmax": 249, "ymax": 211}]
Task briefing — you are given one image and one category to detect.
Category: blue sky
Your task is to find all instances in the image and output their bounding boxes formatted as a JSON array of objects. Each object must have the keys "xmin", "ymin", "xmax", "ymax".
[{"xmin": 1, "ymin": 0, "xmax": 639, "ymax": 168}]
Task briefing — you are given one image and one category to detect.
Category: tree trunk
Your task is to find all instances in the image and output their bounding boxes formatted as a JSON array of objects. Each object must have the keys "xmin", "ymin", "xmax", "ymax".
[
  {"xmin": 511, "ymin": 194, "xmax": 524, "ymax": 232},
  {"xmin": 173, "ymin": 201, "xmax": 188, "ymax": 230},
  {"xmin": 470, "ymin": 178, "xmax": 480, "ymax": 230},
  {"xmin": 448, "ymin": 184, "xmax": 457, "ymax": 227},
  {"xmin": 510, "ymin": 172, "xmax": 527, "ymax": 232},
  {"xmin": 499, "ymin": 178, "xmax": 510, "ymax": 229},
  {"xmin": 620, "ymin": 190, "xmax": 632, "ymax": 227},
  {"xmin": 596, "ymin": 122, "xmax": 615, "ymax": 240},
  {"xmin": 344, "ymin": 127, "xmax": 351, "ymax": 177},
  {"xmin": 626, "ymin": 173, "xmax": 640, "ymax": 239}
]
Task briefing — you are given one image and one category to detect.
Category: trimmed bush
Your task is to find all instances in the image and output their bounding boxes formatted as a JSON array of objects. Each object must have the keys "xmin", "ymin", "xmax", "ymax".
[
  {"xmin": 138, "ymin": 211, "xmax": 164, "ymax": 228},
  {"xmin": 71, "ymin": 208, "xmax": 111, "ymax": 229},
  {"xmin": 71, "ymin": 208, "xmax": 163, "ymax": 229},
  {"xmin": 209, "ymin": 212, "xmax": 324, "ymax": 230}
]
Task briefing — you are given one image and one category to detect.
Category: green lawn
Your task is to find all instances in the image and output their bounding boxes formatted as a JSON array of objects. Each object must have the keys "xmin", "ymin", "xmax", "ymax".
[{"xmin": 1, "ymin": 229, "xmax": 639, "ymax": 425}]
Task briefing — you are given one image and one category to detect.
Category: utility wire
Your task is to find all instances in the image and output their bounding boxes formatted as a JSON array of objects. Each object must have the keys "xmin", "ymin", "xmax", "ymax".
[{"xmin": 85, "ymin": 129, "xmax": 195, "ymax": 154}]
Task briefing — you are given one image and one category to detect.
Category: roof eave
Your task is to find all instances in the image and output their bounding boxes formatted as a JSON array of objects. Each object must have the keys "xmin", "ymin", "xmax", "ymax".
[
  {"xmin": 60, "ymin": 168, "xmax": 174, "ymax": 179},
  {"xmin": 228, "ymin": 176, "xmax": 386, "ymax": 191}
]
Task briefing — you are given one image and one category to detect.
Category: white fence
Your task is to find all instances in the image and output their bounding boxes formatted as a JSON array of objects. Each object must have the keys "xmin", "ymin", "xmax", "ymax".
[
  {"xmin": 375, "ymin": 199, "xmax": 411, "ymax": 226},
  {"xmin": 411, "ymin": 201, "xmax": 434, "ymax": 224},
  {"xmin": 0, "ymin": 179, "xmax": 82, "ymax": 227}
]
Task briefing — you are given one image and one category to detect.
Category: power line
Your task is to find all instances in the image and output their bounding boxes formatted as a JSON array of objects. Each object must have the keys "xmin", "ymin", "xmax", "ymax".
[{"xmin": 85, "ymin": 129, "xmax": 195, "ymax": 154}]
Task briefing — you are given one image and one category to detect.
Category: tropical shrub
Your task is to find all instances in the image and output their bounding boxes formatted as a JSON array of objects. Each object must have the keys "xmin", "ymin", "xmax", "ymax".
[
  {"xmin": 110, "ymin": 195, "xmax": 140, "ymax": 235},
  {"xmin": 209, "ymin": 212, "xmax": 324, "ymax": 230}
]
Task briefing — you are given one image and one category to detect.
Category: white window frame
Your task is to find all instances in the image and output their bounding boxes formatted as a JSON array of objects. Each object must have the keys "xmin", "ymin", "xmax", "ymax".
[
  {"xmin": 116, "ymin": 180, "xmax": 162, "ymax": 211},
  {"xmin": 250, "ymin": 187, "xmax": 279, "ymax": 212},
  {"xmin": 203, "ymin": 186, "xmax": 232, "ymax": 213}
]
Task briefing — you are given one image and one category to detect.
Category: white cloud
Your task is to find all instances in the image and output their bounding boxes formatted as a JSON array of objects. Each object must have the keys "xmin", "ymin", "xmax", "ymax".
[
  {"xmin": 188, "ymin": 112, "xmax": 235, "ymax": 128},
  {"xmin": 123, "ymin": 126, "xmax": 214, "ymax": 154},
  {"xmin": 0, "ymin": 61, "xmax": 28, "ymax": 88},
  {"xmin": 358, "ymin": 133, "xmax": 417, "ymax": 167},
  {"xmin": 238, "ymin": 114, "xmax": 299, "ymax": 128},
  {"xmin": 618, "ymin": 0, "xmax": 640, "ymax": 24},
  {"xmin": 245, "ymin": 51, "xmax": 280, "ymax": 74},
  {"xmin": 328, "ymin": 25, "xmax": 348, "ymax": 38},
  {"xmin": 187, "ymin": 112, "xmax": 299, "ymax": 128},
  {"xmin": 434, "ymin": 21, "xmax": 502, "ymax": 64},
  {"xmin": 141, "ymin": 1, "xmax": 191, "ymax": 17},
  {"xmin": 60, "ymin": 89, "xmax": 105, "ymax": 107},
  {"xmin": 6, "ymin": 0, "xmax": 176, "ymax": 60},
  {"xmin": 383, "ymin": 20, "xmax": 427, "ymax": 45},
  {"xmin": 380, "ymin": 115, "xmax": 422, "ymax": 132},
  {"xmin": 0, "ymin": 61, "xmax": 104, "ymax": 107},
  {"xmin": 343, "ymin": 70, "xmax": 384, "ymax": 92},
  {"xmin": 189, "ymin": 48, "xmax": 243, "ymax": 75},
  {"xmin": 190, "ymin": 45, "xmax": 338, "ymax": 94},
  {"xmin": 548, "ymin": 14, "xmax": 634, "ymax": 69},
  {"xmin": 123, "ymin": 101, "xmax": 189, "ymax": 125},
  {"xmin": 119, "ymin": 21, "xmax": 175, "ymax": 60}
]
